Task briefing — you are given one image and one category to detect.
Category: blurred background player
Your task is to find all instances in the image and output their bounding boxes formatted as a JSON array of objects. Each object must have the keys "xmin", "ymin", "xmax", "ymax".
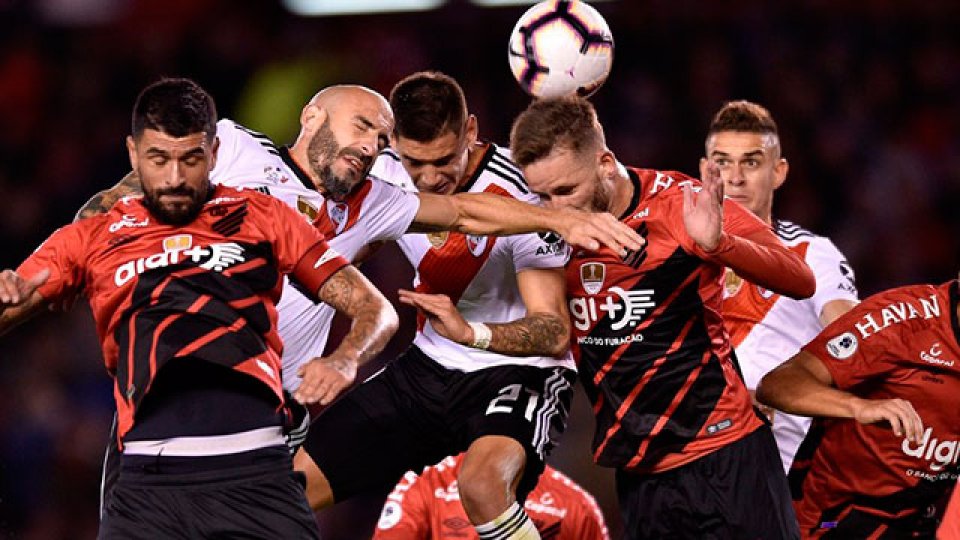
[
  {"xmin": 758, "ymin": 277, "xmax": 960, "ymax": 538},
  {"xmin": 0, "ymin": 78, "xmax": 401, "ymax": 538},
  {"xmin": 509, "ymin": 96, "xmax": 815, "ymax": 539},
  {"xmin": 706, "ymin": 100, "xmax": 860, "ymax": 470},
  {"xmin": 373, "ymin": 453, "xmax": 610, "ymax": 540},
  {"xmin": 299, "ymin": 71, "xmax": 582, "ymax": 540}
]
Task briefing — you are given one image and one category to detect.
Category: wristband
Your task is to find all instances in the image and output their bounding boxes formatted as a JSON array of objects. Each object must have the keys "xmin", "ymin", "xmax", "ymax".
[{"xmin": 468, "ymin": 322, "xmax": 492, "ymax": 350}]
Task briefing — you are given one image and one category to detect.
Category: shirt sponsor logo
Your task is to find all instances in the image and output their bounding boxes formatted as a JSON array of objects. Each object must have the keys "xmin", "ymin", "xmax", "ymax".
[
  {"xmin": 920, "ymin": 342, "xmax": 954, "ymax": 367},
  {"xmin": 536, "ymin": 231, "xmax": 566, "ymax": 256},
  {"xmin": 465, "ymin": 234, "xmax": 488, "ymax": 257},
  {"xmin": 580, "ymin": 262, "xmax": 605, "ymax": 295},
  {"xmin": 525, "ymin": 491, "xmax": 568, "ymax": 519},
  {"xmin": 902, "ymin": 427, "xmax": 960, "ymax": 472},
  {"xmin": 826, "ymin": 332, "xmax": 858, "ymax": 360},
  {"xmin": 114, "ymin": 242, "xmax": 246, "ymax": 287},
  {"xmin": 705, "ymin": 418, "xmax": 733, "ymax": 435},
  {"xmin": 569, "ymin": 287, "xmax": 656, "ymax": 332},
  {"xmin": 108, "ymin": 214, "xmax": 149, "ymax": 233},
  {"xmin": 162, "ymin": 234, "xmax": 192, "ymax": 252},
  {"xmin": 326, "ymin": 201, "xmax": 349, "ymax": 235},
  {"xmin": 853, "ymin": 295, "xmax": 940, "ymax": 339},
  {"xmin": 632, "ymin": 207, "xmax": 650, "ymax": 220}
]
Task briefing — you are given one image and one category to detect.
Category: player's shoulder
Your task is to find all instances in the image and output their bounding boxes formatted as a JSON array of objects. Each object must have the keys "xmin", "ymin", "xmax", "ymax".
[
  {"xmin": 774, "ymin": 219, "xmax": 823, "ymax": 245},
  {"xmin": 216, "ymin": 119, "xmax": 281, "ymax": 156},
  {"xmin": 371, "ymin": 148, "xmax": 417, "ymax": 192},
  {"xmin": 471, "ymin": 143, "xmax": 534, "ymax": 201}
]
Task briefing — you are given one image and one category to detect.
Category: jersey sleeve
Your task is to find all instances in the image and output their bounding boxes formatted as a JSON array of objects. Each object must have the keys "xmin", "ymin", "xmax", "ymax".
[
  {"xmin": 362, "ymin": 180, "xmax": 422, "ymax": 243},
  {"xmin": 16, "ymin": 223, "xmax": 88, "ymax": 302},
  {"xmin": 510, "ymin": 230, "xmax": 571, "ymax": 272},
  {"xmin": 261, "ymin": 197, "xmax": 349, "ymax": 297},
  {"xmin": 806, "ymin": 236, "xmax": 859, "ymax": 317},
  {"xmin": 373, "ymin": 469, "xmax": 431, "ymax": 540},
  {"xmin": 210, "ymin": 119, "xmax": 279, "ymax": 191},
  {"xmin": 801, "ymin": 289, "xmax": 907, "ymax": 389}
]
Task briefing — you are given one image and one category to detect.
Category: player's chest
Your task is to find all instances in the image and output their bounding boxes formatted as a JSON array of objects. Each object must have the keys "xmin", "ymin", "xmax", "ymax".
[{"xmin": 401, "ymin": 232, "xmax": 500, "ymax": 269}]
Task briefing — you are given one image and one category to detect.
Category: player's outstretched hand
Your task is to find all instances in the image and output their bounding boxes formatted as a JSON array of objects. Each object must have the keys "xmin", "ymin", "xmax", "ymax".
[
  {"xmin": 294, "ymin": 354, "xmax": 358, "ymax": 406},
  {"xmin": 0, "ymin": 268, "xmax": 50, "ymax": 307},
  {"xmin": 852, "ymin": 397, "xmax": 924, "ymax": 443},
  {"xmin": 682, "ymin": 164, "xmax": 723, "ymax": 252},
  {"xmin": 553, "ymin": 210, "xmax": 644, "ymax": 255},
  {"xmin": 397, "ymin": 289, "xmax": 473, "ymax": 345}
]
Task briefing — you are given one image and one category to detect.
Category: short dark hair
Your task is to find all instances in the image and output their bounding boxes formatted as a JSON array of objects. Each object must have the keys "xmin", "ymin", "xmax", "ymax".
[
  {"xmin": 389, "ymin": 71, "xmax": 467, "ymax": 142},
  {"xmin": 131, "ymin": 78, "xmax": 217, "ymax": 142},
  {"xmin": 510, "ymin": 96, "xmax": 603, "ymax": 168},
  {"xmin": 707, "ymin": 100, "xmax": 778, "ymax": 137}
]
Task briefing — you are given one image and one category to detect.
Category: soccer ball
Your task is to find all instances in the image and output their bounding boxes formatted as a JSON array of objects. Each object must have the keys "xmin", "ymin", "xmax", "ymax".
[{"xmin": 508, "ymin": 0, "xmax": 614, "ymax": 99}]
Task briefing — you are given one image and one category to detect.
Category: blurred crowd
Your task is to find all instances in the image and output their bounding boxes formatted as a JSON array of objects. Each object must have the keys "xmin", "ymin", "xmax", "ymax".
[{"xmin": 1, "ymin": 0, "xmax": 959, "ymax": 538}]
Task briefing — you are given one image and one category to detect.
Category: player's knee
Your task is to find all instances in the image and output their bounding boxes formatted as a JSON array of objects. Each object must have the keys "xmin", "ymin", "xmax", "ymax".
[
  {"xmin": 458, "ymin": 436, "xmax": 527, "ymax": 518},
  {"xmin": 293, "ymin": 448, "xmax": 334, "ymax": 510}
]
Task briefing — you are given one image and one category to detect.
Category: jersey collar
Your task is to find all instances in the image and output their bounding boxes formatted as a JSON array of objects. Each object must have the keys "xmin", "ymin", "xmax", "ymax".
[{"xmin": 279, "ymin": 146, "xmax": 319, "ymax": 193}]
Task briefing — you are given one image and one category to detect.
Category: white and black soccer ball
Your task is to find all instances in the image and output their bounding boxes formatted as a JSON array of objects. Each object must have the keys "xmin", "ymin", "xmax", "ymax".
[{"xmin": 508, "ymin": 0, "xmax": 614, "ymax": 99}]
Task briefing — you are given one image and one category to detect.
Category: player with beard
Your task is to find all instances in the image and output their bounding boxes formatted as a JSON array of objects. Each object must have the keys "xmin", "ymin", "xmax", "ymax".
[
  {"xmin": 0, "ymin": 78, "xmax": 400, "ymax": 538},
  {"xmin": 299, "ymin": 71, "xmax": 584, "ymax": 540},
  {"xmin": 76, "ymin": 83, "xmax": 643, "ymax": 516},
  {"xmin": 508, "ymin": 96, "xmax": 816, "ymax": 539}
]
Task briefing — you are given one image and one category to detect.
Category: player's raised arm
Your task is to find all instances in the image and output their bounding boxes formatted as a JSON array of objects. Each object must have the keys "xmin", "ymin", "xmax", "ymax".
[
  {"xmin": 681, "ymin": 165, "xmax": 815, "ymax": 299},
  {"xmin": 74, "ymin": 171, "xmax": 143, "ymax": 221},
  {"xmin": 757, "ymin": 351, "xmax": 924, "ymax": 443},
  {"xmin": 409, "ymin": 191, "xmax": 643, "ymax": 254}
]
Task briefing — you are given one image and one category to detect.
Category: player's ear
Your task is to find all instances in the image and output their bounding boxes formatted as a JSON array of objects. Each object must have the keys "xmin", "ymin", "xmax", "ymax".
[
  {"xmin": 773, "ymin": 157, "xmax": 789, "ymax": 190},
  {"xmin": 464, "ymin": 114, "xmax": 478, "ymax": 146},
  {"xmin": 301, "ymin": 103, "xmax": 328, "ymax": 135},
  {"xmin": 126, "ymin": 135, "xmax": 139, "ymax": 170}
]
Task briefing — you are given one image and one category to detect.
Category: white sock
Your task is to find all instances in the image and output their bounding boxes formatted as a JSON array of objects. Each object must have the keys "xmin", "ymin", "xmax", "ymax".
[{"xmin": 474, "ymin": 502, "xmax": 541, "ymax": 540}]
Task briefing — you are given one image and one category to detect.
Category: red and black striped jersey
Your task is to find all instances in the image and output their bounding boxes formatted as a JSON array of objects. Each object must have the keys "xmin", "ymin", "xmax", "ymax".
[
  {"xmin": 791, "ymin": 281, "xmax": 960, "ymax": 537},
  {"xmin": 17, "ymin": 185, "xmax": 348, "ymax": 442},
  {"xmin": 567, "ymin": 167, "xmax": 811, "ymax": 473}
]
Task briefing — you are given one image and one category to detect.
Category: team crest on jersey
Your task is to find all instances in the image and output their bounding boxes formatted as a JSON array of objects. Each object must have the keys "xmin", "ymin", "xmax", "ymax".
[
  {"xmin": 580, "ymin": 262, "xmax": 606, "ymax": 295},
  {"xmin": 826, "ymin": 332, "xmax": 859, "ymax": 360},
  {"xmin": 465, "ymin": 234, "xmax": 487, "ymax": 257},
  {"xmin": 162, "ymin": 234, "xmax": 193, "ymax": 252},
  {"xmin": 723, "ymin": 269, "xmax": 743, "ymax": 298},
  {"xmin": 377, "ymin": 501, "xmax": 402, "ymax": 529},
  {"xmin": 428, "ymin": 231, "xmax": 449, "ymax": 248},
  {"xmin": 326, "ymin": 201, "xmax": 349, "ymax": 235},
  {"xmin": 296, "ymin": 197, "xmax": 318, "ymax": 221}
]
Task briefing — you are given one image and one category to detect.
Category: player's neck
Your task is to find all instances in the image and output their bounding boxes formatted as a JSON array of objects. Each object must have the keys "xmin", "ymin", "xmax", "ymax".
[
  {"xmin": 287, "ymin": 145, "xmax": 327, "ymax": 195},
  {"xmin": 458, "ymin": 142, "xmax": 488, "ymax": 189}
]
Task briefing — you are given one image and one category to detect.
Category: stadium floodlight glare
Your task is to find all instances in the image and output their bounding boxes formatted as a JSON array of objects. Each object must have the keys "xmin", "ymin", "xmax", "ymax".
[{"xmin": 283, "ymin": 0, "xmax": 443, "ymax": 16}]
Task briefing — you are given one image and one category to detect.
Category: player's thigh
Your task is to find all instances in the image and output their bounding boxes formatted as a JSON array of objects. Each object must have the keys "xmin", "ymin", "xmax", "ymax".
[
  {"xmin": 302, "ymin": 356, "xmax": 449, "ymax": 502},
  {"xmin": 458, "ymin": 366, "xmax": 576, "ymax": 502}
]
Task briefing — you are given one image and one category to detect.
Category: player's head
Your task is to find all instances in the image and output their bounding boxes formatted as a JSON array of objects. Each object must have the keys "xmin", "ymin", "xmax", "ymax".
[
  {"xmin": 389, "ymin": 71, "xmax": 478, "ymax": 195},
  {"xmin": 511, "ymin": 96, "xmax": 615, "ymax": 213},
  {"xmin": 295, "ymin": 85, "xmax": 392, "ymax": 201},
  {"xmin": 702, "ymin": 100, "xmax": 788, "ymax": 223},
  {"xmin": 127, "ymin": 77, "xmax": 219, "ymax": 225}
]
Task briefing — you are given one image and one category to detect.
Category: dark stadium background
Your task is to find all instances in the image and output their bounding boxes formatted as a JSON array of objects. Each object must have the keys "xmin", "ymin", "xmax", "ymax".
[{"xmin": 1, "ymin": 0, "xmax": 959, "ymax": 538}]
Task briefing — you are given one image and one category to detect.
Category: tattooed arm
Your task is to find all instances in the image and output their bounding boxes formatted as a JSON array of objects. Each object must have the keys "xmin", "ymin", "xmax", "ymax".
[
  {"xmin": 292, "ymin": 265, "xmax": 399, "ymax": 405},
  {"xmin": 397, "ymin": 267, "xmax": 571, "ymax": 358},
  {"xmin": 74, "ymin": 171, "xmax": 142, "ymax": 221}
]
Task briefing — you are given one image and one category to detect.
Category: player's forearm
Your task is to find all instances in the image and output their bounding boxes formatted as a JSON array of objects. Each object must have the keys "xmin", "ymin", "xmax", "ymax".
[
  {"xmin": 698, "ymin": 231, "xmax": 815, "ymax": 299},
  {"xmin": 446, "ymin": 193, "xmax": 556, "ymax": 236},
  {"xmin": 485, "ymin": 312, "xmax": 570, "ymax": 358},
  {"xmin": 74, "ymin": 171, "xmax": 142, "ymax": 221},
  {"xmin": 756, "ymin": 361, "xmax": 859, "ymax": 419},
  {"xmin": 317, "ymin": 266, "xmax": 399, "ymax": 366}
]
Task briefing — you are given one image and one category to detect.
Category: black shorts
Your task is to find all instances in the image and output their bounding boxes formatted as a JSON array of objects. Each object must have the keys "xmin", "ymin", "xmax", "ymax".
[
  {"xmin": 99, "ymin": 455, "xmax": 318, "ymax": 539},
  {"xmin": 813, "ymin": 507, "xmax": 939, "ymax": 539},
  {"xmin": 616, "ymin": 425, "xmax": 800, "ymax": 540},
  {"xmin": 303, "ymin": 346, "xmax": 575, "ymax": 503}
]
